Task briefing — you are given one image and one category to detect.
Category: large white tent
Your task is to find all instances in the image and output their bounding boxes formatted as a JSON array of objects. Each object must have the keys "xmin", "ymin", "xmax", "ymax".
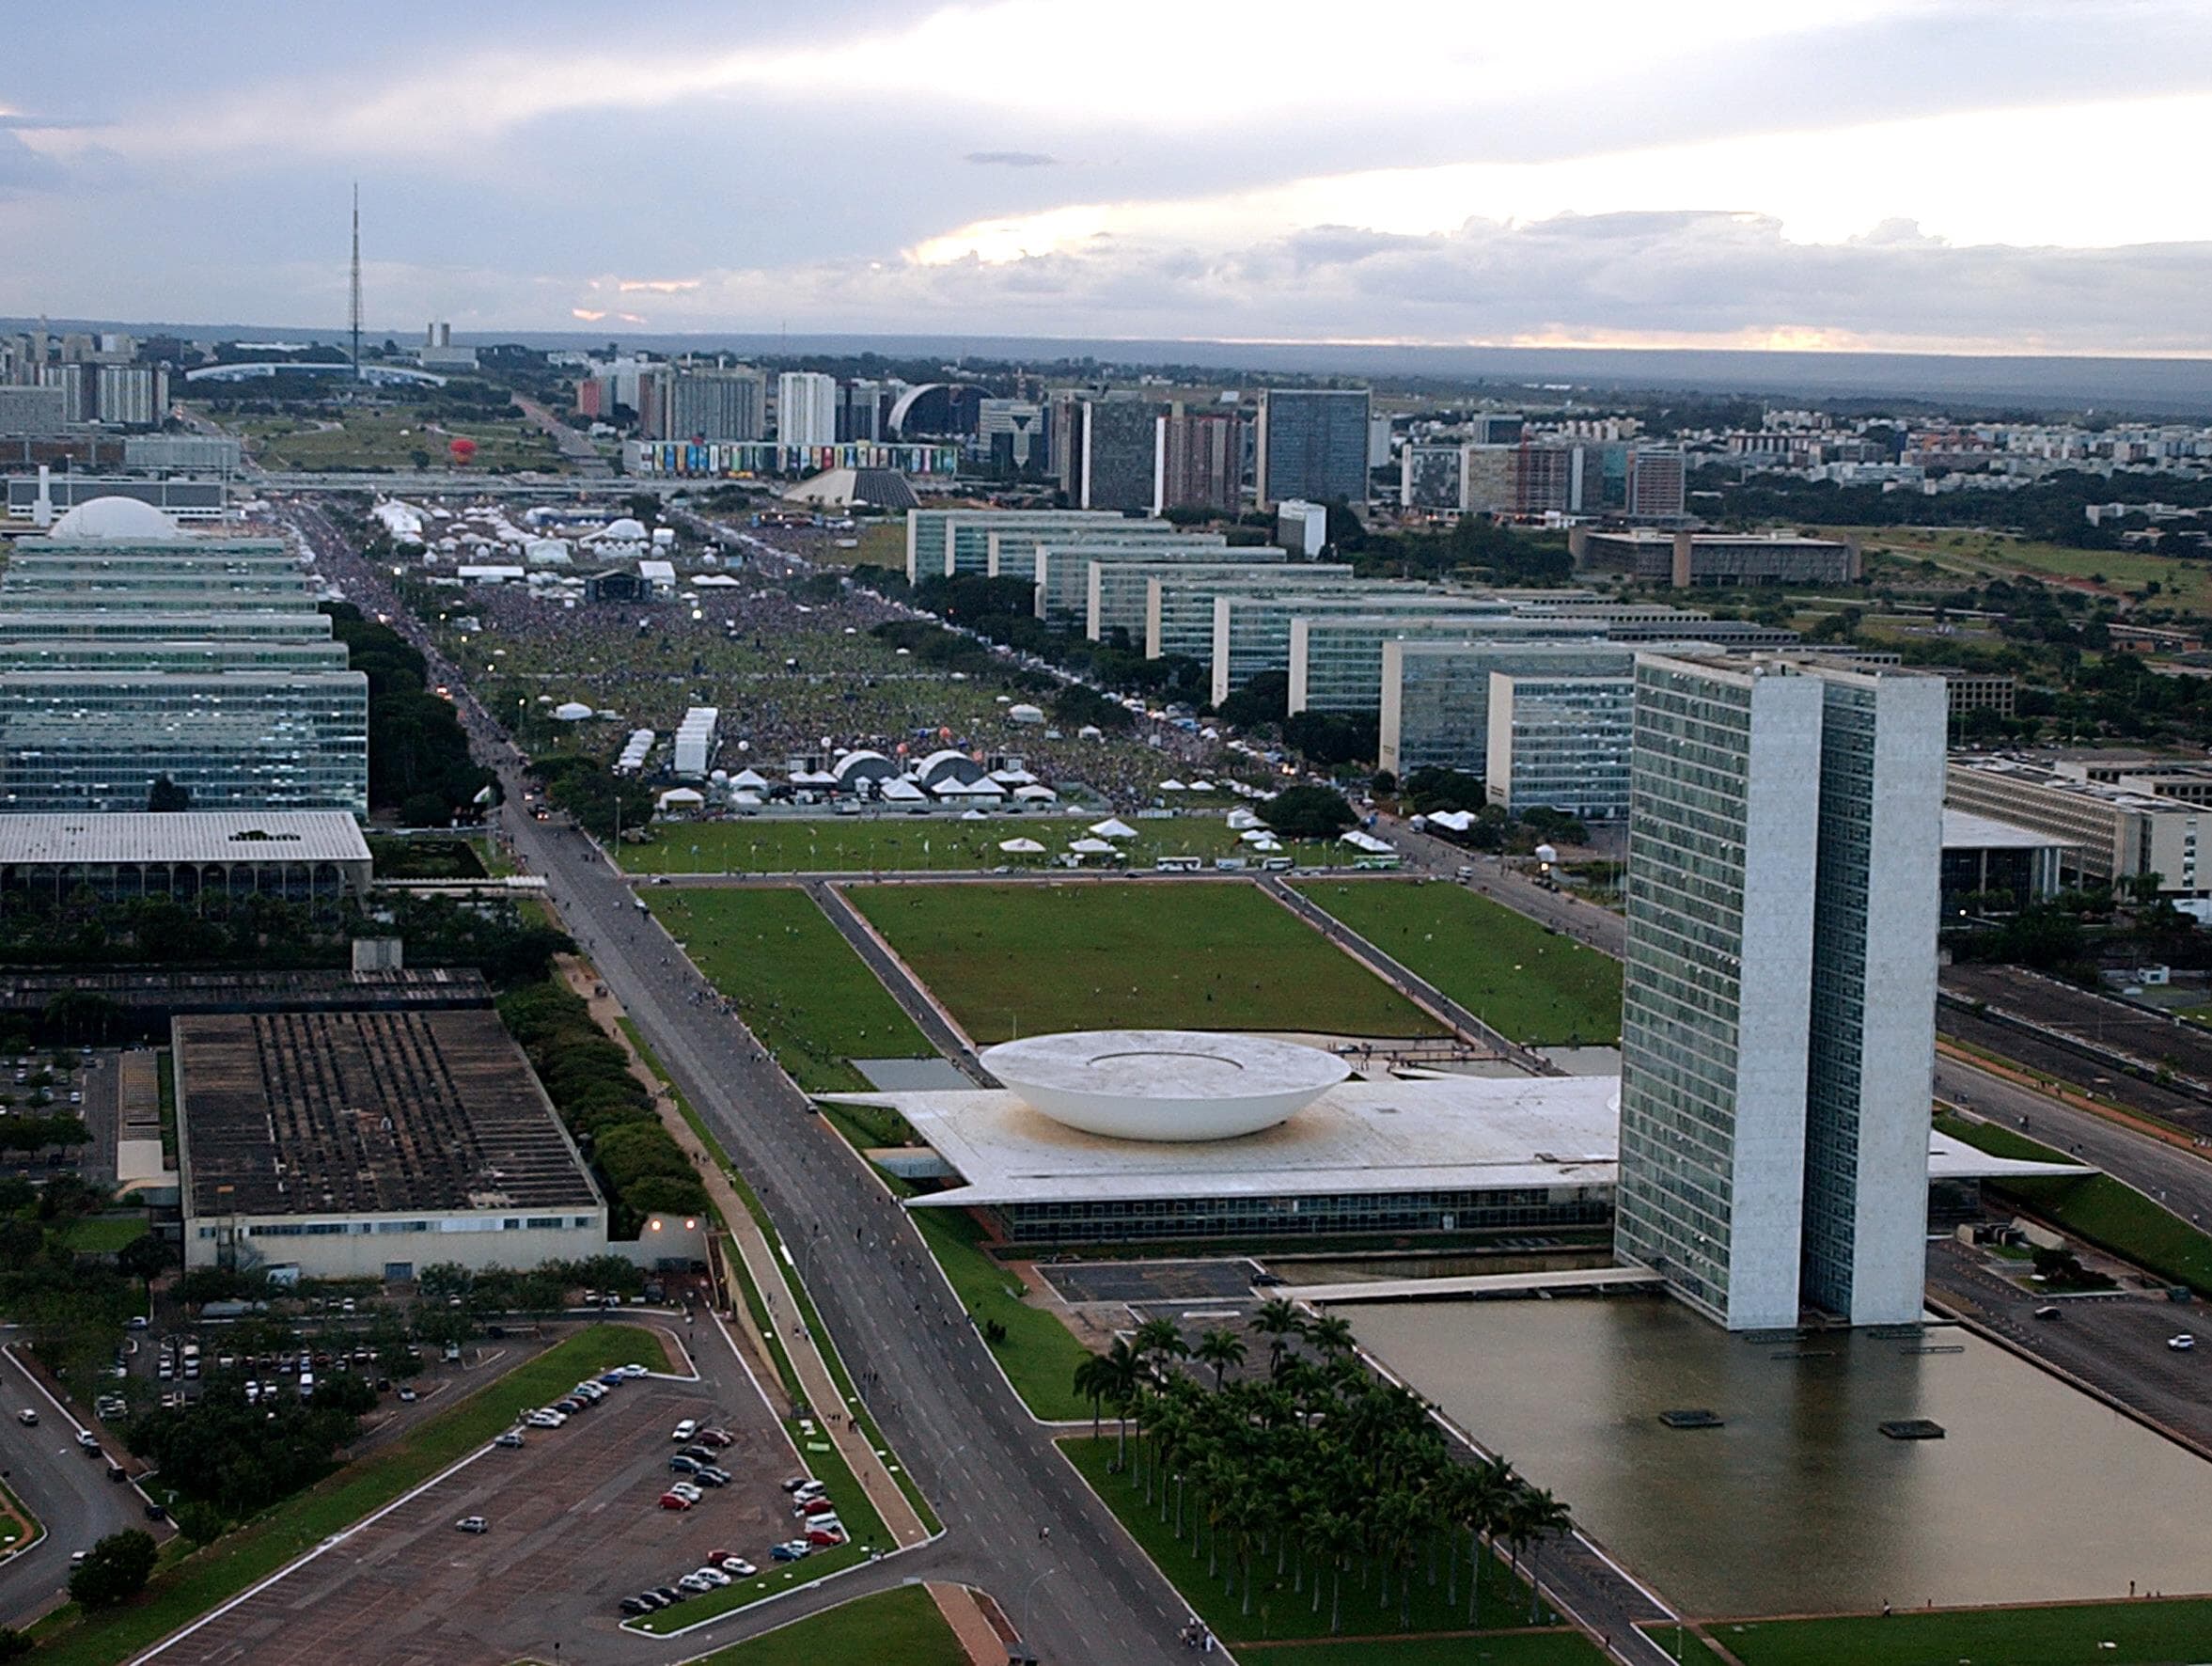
[
  {"xmin": 1089, "ymin": 818, "xmax": 1138, "ymax": 840},
  {"xmin": 998, "ymin": 838, "xmax": 1046, "ymax": 855}
]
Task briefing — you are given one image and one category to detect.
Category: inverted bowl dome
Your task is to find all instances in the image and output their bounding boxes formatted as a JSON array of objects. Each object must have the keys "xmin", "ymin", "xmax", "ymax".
[{"xmin": 981, "ymin": 1029, "xmax": 1349, "ymax": 1142}]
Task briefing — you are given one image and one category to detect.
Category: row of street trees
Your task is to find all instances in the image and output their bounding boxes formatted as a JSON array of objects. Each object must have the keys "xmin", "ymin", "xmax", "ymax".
[{"xmin": 1072, "ymin": 1300, "xmax": 1572, "ymax": 1635}]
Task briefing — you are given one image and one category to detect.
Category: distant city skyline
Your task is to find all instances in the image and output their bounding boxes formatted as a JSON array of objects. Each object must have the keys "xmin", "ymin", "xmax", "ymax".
[{"xmin": 4, "ymin": 2, "xmax": 2211, "ymax": 355}]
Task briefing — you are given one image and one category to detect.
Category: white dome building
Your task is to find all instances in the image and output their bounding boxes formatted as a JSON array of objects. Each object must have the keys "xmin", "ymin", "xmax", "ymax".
[
  {"xmin": 980, "ymin": 1031, "xmax": 1347, "ymax": 1142},
  {"xmin": 48, "ymin": 495, "xmax": 188, "ymax": 542}
]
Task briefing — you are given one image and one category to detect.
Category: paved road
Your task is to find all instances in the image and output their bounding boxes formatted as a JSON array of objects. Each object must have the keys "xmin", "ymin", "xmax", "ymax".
[
  {"xmin": 804, "ymin": 882, "xmax": 996, "ymax": 1086},
  {"xmin": 1935, "ymin": 1058, "xmax": 2212, "ymax": 1231},
  {"xmin": 510, "ymin": 395, "xmax": 614, "ymax": 479},
  {"xmin": 292, "ymin": 511, "xmax": 1205, "ymax": 1664},
  {"xmin": 0, "ymin": 1345, "xmax": 143, "ymax": 1627}
]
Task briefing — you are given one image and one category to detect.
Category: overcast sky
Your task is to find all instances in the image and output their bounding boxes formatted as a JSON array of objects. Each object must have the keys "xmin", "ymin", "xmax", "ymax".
[{"xmin": 6, "ymin": 0, "xmax": 2211, "ymax": 355}]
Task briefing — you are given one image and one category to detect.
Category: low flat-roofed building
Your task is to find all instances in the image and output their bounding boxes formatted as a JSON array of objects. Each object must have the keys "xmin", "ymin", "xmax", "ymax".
[
  {"xmin": 832, "ymin": 1031, "xmax": 2080, "ymax": 1246},
  {"xmin": 1922, "ymin": 667, "xmax": 2018, "ymax": 721},
  {"xmin": 1941, "ymin": 808, "xmax": 2070, "ymax": 915},
  {"xmin": 0, "ymin": 810, "xmax": 370, "ymax": 907},
  {"xmin": 1572, "ymin": 527, "xmax": 1860, "ymax": 588},
  {"xmin": 1946, "ymin": 755, "xmax": 2207, "ymax": 900},
  {"xmin": 178, "ymin": 1008, "xmax": 606, "ymax": 1280}
]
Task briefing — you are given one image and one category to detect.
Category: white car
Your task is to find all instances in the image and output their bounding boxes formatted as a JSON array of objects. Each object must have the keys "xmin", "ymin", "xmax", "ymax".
[
  {"xmin": 668, "ymin": 1481, "xmax": 704, "ymax": 1502},
  {"xmin": 677, "ymin": 1573, "xmax": 714, "ymax": 1594},
  {"xmin": 526, "ymin": 1409, "xmax": 565, "ymax": 1429},
  {"xmin": 670, "ymin": 1419, "xmax": 698, "ymax": 1442},
  {"xmin": 692, "ymin": 1566, "xmax": 732, "ymax": 1587},
  {"xmin": 2170, "ymin": 1333, "xmax": 2196, "ymax": 1352},
  {"xmin": 618, "ymin": 1363, "xmax": 649, "ymax": 1378}
]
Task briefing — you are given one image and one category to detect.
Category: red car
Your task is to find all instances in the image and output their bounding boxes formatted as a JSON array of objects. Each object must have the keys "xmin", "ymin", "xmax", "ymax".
[
  {"xmin": 658, "ymin": 1492, "xmax": 693, "ymax": 1511},
  {"xmin": 799, "ymin": 1497, "xmax": 837, "ymax": 1517},
  {"xmin": 805, "ymin": 1526, "xmax": 846, "ymax": 1547},
  {"xmin": 698, "ymin": 1428, "xmax": 734, "ymax": 1448}
]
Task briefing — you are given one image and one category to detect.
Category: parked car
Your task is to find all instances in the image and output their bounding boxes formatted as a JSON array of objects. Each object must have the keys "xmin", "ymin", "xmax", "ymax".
[
  {"xmin": 668, "ymin": 1482, "xmax": 704, "ymax": 1501},
  {"xmin": 695, "ymin": 1466, "xmax": 732, "ymax": 1487},
  {"xmin": 806, "ymin": 1527, "xmax": 847, "ymax": 1547},
  {"xmin": 397, "ymin": 1386, "xmax": 418, "ymax": 1403},
  {"xmin": 454, "ymin": 1516, "xmax": 489, "ymax": 1534},
  {"xmin": 668, "ymin": 1454, "xmax": 701, "ymax": 1475},
  {"xmin": 697, "ymin": 1427, "xmax": 733, "ymax": 1448},
  {"xmin": 677, "ymin": 1573, "xmax": 714, "ymax": 1594},
  {"xmin": 770, "ymin": 1540, "xmax": 810, "ymax": 1562},
  {"xmin": 494, "ymin": 1431, "xmax": 525, "ymax": 1449},
  {"xmin": 2171, "ymin": 1333, "xmax": 2197, "ymax": 1352},
  {"xmin": 75, "ymin": 1430, "xmax": 101, "ymax": 1454},
  {"xmin": 620, "ymin": 1596, "xmax": 652, "ymax": 1616},
  {"xmin": 692, "ymin": 1566, "xmax": 732, "ymax": 1587},
  {"xmin": 658, "ymin": 1492, "xmax": 694, "ymax": 1511},
  {"xmin": 15, "ymin": 1409, "xmax": 35, "ymax": 1426},
  {"xmin": 679, "ymin": 1444, "xmax": 715, "ymax": 1462},
  {"xmin": 670, "ymin": 1419, "xmax": 698, "ymax": 1441},
  {"xmin": 799, "ymin": 1496, "xmax": 838, "ymax": 1517},
  {"xmin": 780, "ymin": 1475, "xmax": 812, "ymax": 1493},
  {"xmin": 717, "ymin": 1556, "xmax": 757, "ymax": 1577}
]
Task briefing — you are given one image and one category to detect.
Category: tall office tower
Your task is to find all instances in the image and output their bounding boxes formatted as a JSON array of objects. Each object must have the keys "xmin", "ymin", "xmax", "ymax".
[
  {"xmin": 1071, "ymin": 396, "xmax": 1161, "ymax": 512},
  {"xmin": 777, "ymin": 371, "xmax": 839, "ymax": 448},
  {"xmin": 840, "ymin": 379, "xmax": 886, "ymax": 442},
  {"xmin": 662, "ymin": 368, "xmax": 765, "ymax": 442},
  {"xmin": 1615, "ymin": 653, "xmax": 1944, "ymax": 1329},
  {"xmin": 1254, "ymin": 387, "xmax": 1372, "ymax": 509},
  {"xmin": 1798, "ymin": 666, "xmax": 1946, "ymax": 1325},
  {"xmin": 1153, "ymin": 406, "xmax": 1243, "ymax": 514}
]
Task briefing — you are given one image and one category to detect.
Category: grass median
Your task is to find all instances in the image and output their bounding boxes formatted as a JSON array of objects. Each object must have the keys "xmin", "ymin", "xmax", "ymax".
[
  {"xmin": 1937, "ymin": 1110, "xmax": 2212, "ymax": 1294},
  {"xmin": 1292, "ymin": 878, "xmax": 1622, "ymax": 1046},
  {"xmin": 852, "ymin": 878, "xmax": 1445, "ymax": 1043},
  {"xmin": 646, "ymin": 887, "xmax": 933, "ymax": 1092},
  {"xmin": 691, "ymin": 1582, "xmax": 967, "ymax": 1664},
  {"xmin": 1702, "ymin": 1597, "xmax": 2212, "ymax": 1666},
  {"xmin": 910, "ymin": 1207, "xmax": 1091, "ymax": 1422},
  {"xmin": 29, "ymin": 1323, "xmax": 670, "ymax": 1666}
]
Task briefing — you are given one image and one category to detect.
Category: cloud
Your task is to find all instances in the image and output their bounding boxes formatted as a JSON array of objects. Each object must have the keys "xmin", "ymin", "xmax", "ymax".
[
  {"xmin": 965, "ymin": 151, "xmax": 1059, "ymax": 168},
  {"xmin": 616, "ymin": 277, "xmax": 701, "ymax": 293},
  {"xmin": 563, "ymin": 210, "xmax": 2212, "ymax": 356}
]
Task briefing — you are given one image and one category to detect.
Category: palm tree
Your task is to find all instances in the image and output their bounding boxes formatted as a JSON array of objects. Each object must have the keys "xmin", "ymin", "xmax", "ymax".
[
  {"xmin": 1517, "ymin": 1485, "xmax": 1573, "ymax": 1624},
  {"xmin": 1133, "ymin": 1316, "xmax": 1189, "ymax": 1381},
  {"xmin": 1306, "ymin": 1313, "xmax": 1357, "ymax": 1358},
  {"xmin": 1456, "ymin": 1458, "xmax": 1514, "ymax": 1625},
  {"xmin": 1072, "ymin": 1349, "xmax": 1119, "ymax": 1440},
  {"xmin": 1194, "ymin": 1327, "xmax": 1247, "ymax": 1391},
  {"xmin": 1253, "ymin": 1297, "xmax": 1307, "ymax": 1378},
  {"xmin": 1093, "ymin": 1337, "xmax": 1140, "ymax": 1467}
]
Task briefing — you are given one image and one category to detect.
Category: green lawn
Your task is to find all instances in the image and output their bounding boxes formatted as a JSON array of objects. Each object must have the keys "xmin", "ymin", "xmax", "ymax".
[
  {"xmin": 913, "ymin": 1206, "xmax": 1092, "ymax": 1422},
  {"xmin": 31, "ymin": 1324, "xmax": 668, "ymax": 1666},
  {"xmin": 221, "ymin": 405, "xmax": 565, "ymax": 474},
  {"xmin": 648, "ymin": 887, "xmax": 933, "ymax": 1092},
  {"xmin": 1936, "ymin": 1110, "xmax": 2212, "ymax": 1294},
  {"xmin": 693, "ymin": 1584, "xmax": 967, "ymax": 1665},
  {"xmin": 1854, "ymin": 526, "xmax": 2212, "ymax": 614},
  {"xmin": 620, "ymin": 816, "xmax": 1255, "ymax": 875},
  {"xmin": 60, "ymin": 1215, "xmax": 150, "ymax": 1253},
  {"xmin": 1702, "ymin": 1597, "xmax": 2212, "ymax": 1665},
  {"xmin": 1292, "ymin": 880, "xmax": 1622, "ymax": 1046},
  {"xmin": 1258, "ymin": 1635, "xmax": 1608, "ymax": 1664},
  {"xmin": 852, "ymin": 880, "xmax": 1446, "ymax": 1043},
  {"xmin": 1061, "ymin": 1436, "xmax": 1554, "ymax": 1646}
]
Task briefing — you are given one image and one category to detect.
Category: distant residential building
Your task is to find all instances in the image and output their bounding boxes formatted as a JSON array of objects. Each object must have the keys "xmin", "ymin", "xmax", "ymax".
[
  {"xmin": 1276, "ymin": 499, "xmax": 1328, "ymax": 558},
  {"xmin": 1618, "ymin": 653, "xmax": 1945, "ymax": 1330},
  {"xmin": 1153, "ymin": 406, "xmax": 1243, "ymax": 515},
  {"xmin": 650, "ymin": 368, "xmax": 765, "ymax": 443},
  {"xmin": 1255, "ymin": 388, "xmax": 1371, "ymax": 509},
  {"xmin": 92, "ymin": 364, "xmax": 167, "ymax": 429},
  {"xmin": 1484, "ymin": 673, "xmax": 1635, "ymax": 820},
  {"xmin": 1065, "ymin": 396, "xmax": 1160, "ymax": 513},
  {"xmin": 777, "ymin": 371, "xmax": 839, "ymax": 448},
  {"xmin": 1462, "ymin": 440, "xmax": 1686, "ymax": 521},
  {"xmin": 0, "ymin": 385, "xmax": 68, "ymax": 439},
  {"xmin": 1572, "ymin": 528, "xmax": 1861, "ymax": 588}
]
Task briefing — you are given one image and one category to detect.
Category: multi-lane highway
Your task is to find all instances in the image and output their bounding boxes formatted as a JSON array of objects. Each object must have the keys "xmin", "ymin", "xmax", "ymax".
[{"xmin": 0, "ymin": 1346, "xmax": 143, "ymax": 1627}]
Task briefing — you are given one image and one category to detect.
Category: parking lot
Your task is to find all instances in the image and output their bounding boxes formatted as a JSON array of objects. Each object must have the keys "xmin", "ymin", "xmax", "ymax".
[{"xmin": 150, "ymin": 1367, "xmax": 821, "ymax": 1665}]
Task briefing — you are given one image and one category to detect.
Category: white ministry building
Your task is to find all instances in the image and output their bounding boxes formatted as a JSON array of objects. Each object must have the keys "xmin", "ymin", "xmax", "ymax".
[
  {"xmin": 777, "ymin": 371, "xmax": 840, "ymax": 448},
  {"xmin": 1615, "ymin": 652, "xmax": 1944, "ymax": 1330}
]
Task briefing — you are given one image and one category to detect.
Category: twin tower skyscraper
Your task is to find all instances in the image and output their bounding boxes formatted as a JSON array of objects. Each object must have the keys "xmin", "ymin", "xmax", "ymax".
[{"xmin": 1615, "ymin": 652, "xmax": 1947, "ymax": 1330}]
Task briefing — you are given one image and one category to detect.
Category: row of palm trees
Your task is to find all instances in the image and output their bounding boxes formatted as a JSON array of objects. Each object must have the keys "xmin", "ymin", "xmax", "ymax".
[{"xmin": 1072, "ymin": 1300, "xmax": 1573, "ymax": 1636}]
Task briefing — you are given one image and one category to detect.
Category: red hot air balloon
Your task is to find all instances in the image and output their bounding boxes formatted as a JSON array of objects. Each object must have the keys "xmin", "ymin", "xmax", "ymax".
[{"xmin": 447, "ymin": 436, "xmax": 478, "ymax": 465}]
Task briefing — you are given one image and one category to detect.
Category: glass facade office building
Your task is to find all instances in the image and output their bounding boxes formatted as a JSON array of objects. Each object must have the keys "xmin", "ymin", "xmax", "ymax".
[
  {"xmin": 1483, "ymin": 674, "xmax": 1635, "ymax": 820},
  {"xmin": 0, "ymin": 520, "xmax": 368, "ymax": 816},
  {"xmin": 1616, "ymin": 654, "xmax": 1942, "ymax": 1330},
  {"xmin": 1256, "ymin": 388, "xmax": 1372, "ymax": 508}
]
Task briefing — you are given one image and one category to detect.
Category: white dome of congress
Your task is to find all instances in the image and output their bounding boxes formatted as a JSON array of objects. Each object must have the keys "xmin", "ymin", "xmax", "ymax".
[
  {"xmin": 980, "ymin": 1029, "xmax": 1349, "ymax": 1143},
  {"xmin": 46, "ymin": 495, "xmax": 188, "ymax": 541}
]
